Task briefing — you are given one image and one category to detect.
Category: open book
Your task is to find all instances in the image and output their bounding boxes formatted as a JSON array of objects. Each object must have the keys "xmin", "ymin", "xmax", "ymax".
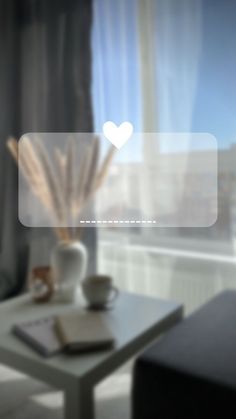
[{"xmin": 55, "ymin": 311, "xmax": 115, "ymax": 353}]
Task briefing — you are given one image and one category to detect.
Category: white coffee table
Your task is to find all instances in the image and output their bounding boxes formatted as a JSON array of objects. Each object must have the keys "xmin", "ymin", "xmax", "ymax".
[{"xmin": 0, "ymin": 291, "xmax": 183, "ymax": 419}]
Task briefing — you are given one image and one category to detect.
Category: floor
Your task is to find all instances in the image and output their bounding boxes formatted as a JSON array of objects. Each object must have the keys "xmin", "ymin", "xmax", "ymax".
[{"xmin": 0, "ymin": 362, "xmax": 131, "ymax": 419}]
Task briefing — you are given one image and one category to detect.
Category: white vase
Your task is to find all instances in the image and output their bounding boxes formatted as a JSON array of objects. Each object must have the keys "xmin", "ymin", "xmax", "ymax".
[{"xmin": 51, "ymin": 241, "xmax": 88, "ymax": 303}]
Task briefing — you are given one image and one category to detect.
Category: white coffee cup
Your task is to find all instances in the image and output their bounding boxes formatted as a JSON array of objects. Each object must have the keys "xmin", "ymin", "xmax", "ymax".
[{"xmin": 82, "ymin": 275, "xmax": 119, "ymax": 309}]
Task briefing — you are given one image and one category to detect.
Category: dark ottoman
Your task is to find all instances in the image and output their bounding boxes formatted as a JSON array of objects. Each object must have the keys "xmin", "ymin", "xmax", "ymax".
[{"xmin": 132, "ymin": 291, "xmax": 236, "ymax": 419}]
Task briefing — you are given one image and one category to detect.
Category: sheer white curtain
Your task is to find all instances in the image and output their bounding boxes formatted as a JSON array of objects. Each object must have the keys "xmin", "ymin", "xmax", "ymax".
[
  {"xmin": 154, "ymin": 0, "xmax": 202, "ymax": 132},
  {"xmin": 92, "ymin": 0, "xmax": 222, "ymax": 312},
  {"xmin": 92, "ymin": 0, "xmax": 141, "ymax": 131},
  {"xmin": 138, "ymin": 0, "xmax": 203, "ymax": 229},
  {"xmin": 92, "ymin": 0, "xmax": 144, "ymax": 289}
]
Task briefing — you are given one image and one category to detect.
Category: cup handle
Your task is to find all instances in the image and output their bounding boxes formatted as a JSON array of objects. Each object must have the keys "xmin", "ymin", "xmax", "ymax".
[{"xmin": 108, "ymin": 286, "xmax": 119, "ymax": 303}]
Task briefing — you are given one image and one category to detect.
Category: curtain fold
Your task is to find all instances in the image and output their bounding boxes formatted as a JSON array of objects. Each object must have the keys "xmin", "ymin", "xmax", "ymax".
[
  {"xmin": 92, "ymin": 0, "xmax": 141, "ymax": 131},
  {"xmin": 155, "ymin": 0, "xmax": 202, "ymax": 132}
]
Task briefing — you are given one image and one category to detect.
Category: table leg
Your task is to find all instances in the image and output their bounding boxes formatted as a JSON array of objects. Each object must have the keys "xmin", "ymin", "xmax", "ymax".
[{"xmin": 64, "ymin": 380, "xmax": 94, "ymax": 419}]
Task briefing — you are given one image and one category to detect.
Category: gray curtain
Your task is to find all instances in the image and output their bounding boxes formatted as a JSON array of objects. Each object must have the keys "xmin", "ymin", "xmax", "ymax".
[{"xmin": 0, "ymin": 0, "xmax": 96, "ymax": 299}]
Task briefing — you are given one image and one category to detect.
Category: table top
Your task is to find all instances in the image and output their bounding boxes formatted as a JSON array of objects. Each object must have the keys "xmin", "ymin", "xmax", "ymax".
[{"xmin": 0, "ymin": 291, "xmax": 182, "ymax": 388}]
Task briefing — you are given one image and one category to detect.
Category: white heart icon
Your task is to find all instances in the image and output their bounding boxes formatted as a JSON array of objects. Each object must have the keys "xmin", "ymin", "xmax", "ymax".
[{"xmin": 103, "ymin": 121, "xmax": 133, "ymax": 149}]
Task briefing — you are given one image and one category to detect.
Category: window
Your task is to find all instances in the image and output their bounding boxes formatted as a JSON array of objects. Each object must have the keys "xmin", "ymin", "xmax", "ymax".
[{"xmin": 92, "ymin": 0, "xmax": 236, "ymax": 313}]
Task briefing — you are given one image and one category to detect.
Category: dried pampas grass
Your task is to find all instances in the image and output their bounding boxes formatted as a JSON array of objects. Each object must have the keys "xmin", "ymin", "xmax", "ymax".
[
  {"xmin": 7, "ymin": 134, "xmax": 116, "ymax": 241},
  {"xmin": 95, "ymin": 144, "xmax": 116, "ymax": 190},
  {"xmin": 33, "ymin": 137, "xmax": 66, "ymax": 223}
]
